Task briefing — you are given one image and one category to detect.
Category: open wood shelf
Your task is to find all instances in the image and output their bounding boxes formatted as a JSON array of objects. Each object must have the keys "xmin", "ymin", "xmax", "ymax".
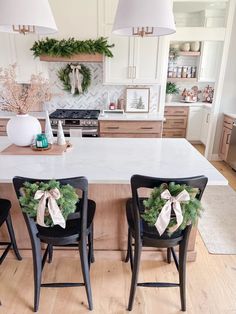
[
  {"xmin": 167, "ymin": 77, "xmax": 198, "ymax": 83},
  {"xmin": 39, "ymin": 53, "xmax": 103, "ymax": 63},
  {"xmin": 178, "ymin": 51, "xmax": 201, "ymax": 56}
]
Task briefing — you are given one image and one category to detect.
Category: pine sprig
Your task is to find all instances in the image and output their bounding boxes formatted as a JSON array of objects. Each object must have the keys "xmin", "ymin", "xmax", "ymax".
[
  {"xmin": 19, "ymin": 180, "xmax": 79, "ymax": 227},
  {"xmin": 31, "ymin": 37, "xmax": 114, "ymax": 58},
  {"xmin": 142, "ymin": 183, "xmax": 202, "ymax": 234},
  {"xmin": 57, "ymin": 64, "xmax": 91, "ymax": 95}
]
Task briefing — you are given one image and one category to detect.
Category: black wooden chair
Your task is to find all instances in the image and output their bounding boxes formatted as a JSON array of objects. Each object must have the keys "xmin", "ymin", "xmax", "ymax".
[
  {"xmin": 125, "ymin": 174, "xmax": 208, "ymax": 311},
  {"xmin": 0, "ymin": 198, "xmax": 22, "ymax": 264},
  {"xmin": 13, "ymin": 176, "xmax": 96, "ymax": 312}
]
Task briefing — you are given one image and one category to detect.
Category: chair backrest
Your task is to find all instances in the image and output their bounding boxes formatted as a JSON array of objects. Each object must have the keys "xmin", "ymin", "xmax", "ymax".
[
  {"xmin": 13, "ymin": 176, "xmax": 88, "ymax": 238},
  {"xmin": 130, "ymin": 174, "xmax": 208, "ymax": 236}
]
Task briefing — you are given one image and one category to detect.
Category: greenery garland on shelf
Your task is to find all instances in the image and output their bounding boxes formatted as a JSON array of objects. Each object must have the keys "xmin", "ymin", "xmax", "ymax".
[
  {"xmin": 58, "ymin": 64, "xmax": 91, "ymax": 95},
  {"xmin": 142, "ymin": 182, "xmax": 203, "ymax": 235},
  {"xmin": 19, "ymin": 180, "xmax": 79, "ymax": 227},
  {"xmin": 31, "ymin": 37, "xmax": 114, "ymax": 58}
]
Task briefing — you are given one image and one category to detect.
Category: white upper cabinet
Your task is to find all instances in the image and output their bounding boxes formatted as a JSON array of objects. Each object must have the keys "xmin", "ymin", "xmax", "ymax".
[
  {"xmin": 198, "ymin": 41, "xmax": 223, "ymax": 82},
  {"xmin": 49, "ymin": 0, "xmax": 98, "ymax": 39},
  {"xmin": 99, "ymin": 0, "xmax": 160, "ymax": 85}
]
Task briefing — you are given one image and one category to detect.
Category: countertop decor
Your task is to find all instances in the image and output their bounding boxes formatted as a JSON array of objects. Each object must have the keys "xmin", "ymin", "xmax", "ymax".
[{"xmin": 0, "ymin": 64, "xmax": 54, "ymax": 146}]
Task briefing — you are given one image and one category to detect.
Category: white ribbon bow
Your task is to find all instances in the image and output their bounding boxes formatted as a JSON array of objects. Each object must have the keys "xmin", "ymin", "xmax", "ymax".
[
  {"xmin": 154, "ymin": 189, "xmax": 190, "ymax": 236},
  {"xmin": 70, "ymin": 65, "xmax": 82, "ymax": 94},
  {"xmin": 34, "ymin": 188, "xmax": 66, "ymax": 229}
]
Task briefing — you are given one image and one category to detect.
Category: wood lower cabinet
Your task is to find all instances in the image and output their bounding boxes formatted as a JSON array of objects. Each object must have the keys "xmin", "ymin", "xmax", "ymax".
[
  {"xmin": 163, "ymin": 106, "xmax": 189, "ymax": 138},
  {"xmin": 219, "ymin": 115, "xmax": 234, "ymax": 161},
  {"xmin": 0, "ymin": 117, "xmax": 45, "ymax": 135},
  {"xmin": 99, "ymin": 120, "xmax": 163, "ymax": 138}
]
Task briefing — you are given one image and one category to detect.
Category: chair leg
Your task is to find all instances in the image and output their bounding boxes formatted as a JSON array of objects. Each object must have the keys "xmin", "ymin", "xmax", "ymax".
[
  {"xmin": 31, "ymin": 237, "xmax": 42, "ymax": 312},
  {"xmin": 88, "ymin": 224, "xmax": 95, "ymax": 264},
  {"xmin": 6, "ymin": 214, "xmax": 22, "ymax": 261},
  {"xmin": 128, "ymin": 238, "xmax": 142, "ymax": 311},
  {"xmin": 167, "ymin": 247, "xmax": 171, "ymax": 264},
  {"xmin": 179, "ymin": 227, "xmax": 191, "ymax": 312},
  {"xmin": 125, "ymin": 228, "xmax": 131, "ymax": 263},
  {"xmin": 79, "ymin": 238, "xmax": 93, "ymax": 310},
  {"xmin": 48, "ymin": 244, "xmax": 53, "ymax": 263}
]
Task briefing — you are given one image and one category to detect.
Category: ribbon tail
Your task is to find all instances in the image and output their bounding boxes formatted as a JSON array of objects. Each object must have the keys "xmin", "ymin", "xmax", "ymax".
[
  {"xmin": 71, "ymin": 67, "xmax": 75, "ymax": 95},
  {"xmin": 76, "ymin": 67, "xmax": 82, "ymax": 94},
  {"xmin": 169, "ymin": 202, "xmax": 184, "ymax": 233},
  {"xmin": 36, "ymin": 195, "xmax": 48, "ymax": 227},
  {"xmin": 154, "ymin": 201, "xmax": 172, "ymax": 236},
  {"xmin": 48, "ymin": 198, "xmax": 66, "ymax": 229}
]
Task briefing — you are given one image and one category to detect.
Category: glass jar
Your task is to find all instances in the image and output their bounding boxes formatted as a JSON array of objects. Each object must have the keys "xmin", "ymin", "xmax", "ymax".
[{"xmin": 36, "ymin": 134, "xmax": 48, "ymax": 148}]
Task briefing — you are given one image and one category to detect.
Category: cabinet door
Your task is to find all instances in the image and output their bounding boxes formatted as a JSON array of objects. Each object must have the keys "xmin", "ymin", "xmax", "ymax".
[
  {"xmin": 132, "ymin": 37, "xmax": 159, "ymax": 84},
  {"xmin": 219, "ymin": 126, "xmax": 231, "ymax": 161},
  {"xmin": 201, "ymin": 108, "xmax": 211, "ymax": 145},
  {"xmin": 198, "ymin": 41, "xmax": 223, "ymax": 82},
  {"xmin": 186, "ymin": 107, "xmax": 203, "ymax": 141},
  {"xmin": 103, "ymin": 25, "xmax": 134, "ymax": 84}
]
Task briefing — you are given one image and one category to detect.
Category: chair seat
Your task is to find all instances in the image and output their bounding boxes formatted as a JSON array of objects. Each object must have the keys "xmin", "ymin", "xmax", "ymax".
[
  {"xmin": 37, "ymin": 199, "xmax": 95, "ymax": 243},
  {"xmin": 126, "ymin": 198, "xmax": 183, "ymax": 242},
  {"xmin": 0, "ymin": 199, "xmax": 11, "ymax": 227}
]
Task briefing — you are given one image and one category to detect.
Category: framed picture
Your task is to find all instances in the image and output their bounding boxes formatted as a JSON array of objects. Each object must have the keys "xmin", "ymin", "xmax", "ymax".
[{"xmin": 125, "ymin": 88, "xmax": 150, "ymax": 113}]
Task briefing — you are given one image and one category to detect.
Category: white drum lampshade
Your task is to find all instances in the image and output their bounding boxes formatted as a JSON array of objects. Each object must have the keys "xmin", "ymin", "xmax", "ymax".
[
  {"xmin": 0, "ymin": 0, "xmax": 57, "ymax": 35},
  {"xmin": 112, "ymin": 0, "xmax": 176, "ymax": 37}
]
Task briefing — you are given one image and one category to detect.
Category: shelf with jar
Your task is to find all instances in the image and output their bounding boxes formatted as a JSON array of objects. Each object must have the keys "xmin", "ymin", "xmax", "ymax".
[{"xmin": 167, "ymin": 41, "xmax": 201, "ymax": 82}]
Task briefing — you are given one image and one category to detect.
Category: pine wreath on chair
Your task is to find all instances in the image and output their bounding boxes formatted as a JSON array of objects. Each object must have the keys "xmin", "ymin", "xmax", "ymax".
[{"xmin": 58, "ymin": 63, "xmax": 91, "ymax": 95}]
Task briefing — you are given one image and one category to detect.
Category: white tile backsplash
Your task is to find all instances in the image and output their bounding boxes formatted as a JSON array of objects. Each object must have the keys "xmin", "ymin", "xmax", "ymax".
[{"xmin": 45, "ymin": 62, "xmax": 160, "ymax": 113}]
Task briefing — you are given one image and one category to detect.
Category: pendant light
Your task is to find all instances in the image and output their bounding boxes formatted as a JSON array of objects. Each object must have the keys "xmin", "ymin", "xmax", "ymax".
[
  {"xmin": 0, "ymin": 0, "xmax": 57, "ymax": 35},
  {"xmin": 112, "ymin": 0, "xmax": 176, "ymax": 37}
]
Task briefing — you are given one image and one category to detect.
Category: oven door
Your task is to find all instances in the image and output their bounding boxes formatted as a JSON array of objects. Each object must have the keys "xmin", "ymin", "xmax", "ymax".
[{"xmin": 52, "ymin": 127, "xmax": 98, "ymax": 137}]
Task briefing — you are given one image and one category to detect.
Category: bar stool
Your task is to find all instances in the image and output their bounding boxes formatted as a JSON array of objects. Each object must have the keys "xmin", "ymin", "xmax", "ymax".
[
  {"xmin": 0, "ymin": 198, "xmax": 22, "ymax": 264},
  {"xmin": 125, "ymin": 174, "xmax": 208, "ymax": 311}
]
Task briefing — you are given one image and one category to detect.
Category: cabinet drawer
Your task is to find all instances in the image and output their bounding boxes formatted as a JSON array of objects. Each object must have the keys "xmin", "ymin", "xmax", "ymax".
[
  {"xmin": 164, "ymin": 106, "xmax": 189, "ymax": 116},
  {"xmin": 162, "ymin": 130, "xmax": 186, "ymax": 138},
  {"xmin": 99, "ymin": 121, "xmax": 162, "ymax": 134},
  {"xmin": 223, "ymin": 116, "xmax": 234, "ymax": 130},
  {"xmin": 100, "ymin": 133, "xmax": 161, "ymax": 138},
  {"xmin": 163, "ymin": 116, "xmax": 188, "ymax": 129}
]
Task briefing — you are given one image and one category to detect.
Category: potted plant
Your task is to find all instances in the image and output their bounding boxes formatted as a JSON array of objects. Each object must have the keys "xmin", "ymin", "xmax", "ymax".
[
  {"xmin": 166, "ymin": 81, "xmax": 179, "ymax": 103},
  {"xmin": 0, "ymin": 64, "xmax": 54, "ymax": 146}
]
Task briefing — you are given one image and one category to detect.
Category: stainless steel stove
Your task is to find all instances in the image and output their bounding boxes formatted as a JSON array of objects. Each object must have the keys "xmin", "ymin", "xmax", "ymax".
[{"xmin": 49, "ymin": 109, "xmax": 100, "ymax": 137}]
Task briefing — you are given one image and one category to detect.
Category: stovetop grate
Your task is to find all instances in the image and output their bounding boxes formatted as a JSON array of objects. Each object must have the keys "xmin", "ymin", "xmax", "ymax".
[{"xmin": 49, "ymin": 109, "xmax": 100, "ymax": 120}]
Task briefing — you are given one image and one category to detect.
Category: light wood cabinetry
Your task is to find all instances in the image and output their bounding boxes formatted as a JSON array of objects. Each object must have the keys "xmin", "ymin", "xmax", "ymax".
[
  {"xmin": 99, "ymin": 120, "xmax": 162, "ymax": 138},
  {"xmin": 0, "ymin": 118, "xmax": 45, "ymax": 136},
  {"xmin": 219, "ymin": 115, "xmax": 234, "ymax": 161},
  {"xmin": 163, "ymin": 106, "xmax": 189, "ymax": 138}
]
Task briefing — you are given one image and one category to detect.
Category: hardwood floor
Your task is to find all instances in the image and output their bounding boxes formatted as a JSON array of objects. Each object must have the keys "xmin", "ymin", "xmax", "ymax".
[{"xmin": 1, "ymin": 145, "xmax": 236, "ymax": 314}]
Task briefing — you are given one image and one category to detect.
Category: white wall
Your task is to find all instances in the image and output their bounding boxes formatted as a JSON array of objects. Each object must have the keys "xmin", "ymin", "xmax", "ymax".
[{"xmin": 213, "ymin": 10, "xmax": 236, "ymax": 154}]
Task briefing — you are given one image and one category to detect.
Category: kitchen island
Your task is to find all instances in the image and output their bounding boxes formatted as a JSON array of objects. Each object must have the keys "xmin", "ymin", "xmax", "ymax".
[{"xmin": 0, "ymin": 137, "xmax": 227, "ymax": 260}]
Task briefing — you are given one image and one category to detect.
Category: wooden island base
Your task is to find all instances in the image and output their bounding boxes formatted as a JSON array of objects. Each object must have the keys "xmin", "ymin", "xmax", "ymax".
[{"xmin": 0, "ymin": 183, "xmax": 197, "ymax": 261}]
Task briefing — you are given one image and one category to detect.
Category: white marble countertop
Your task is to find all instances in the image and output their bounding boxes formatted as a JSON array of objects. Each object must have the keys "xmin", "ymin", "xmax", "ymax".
[
  {"xmin": 224, "ymin": 113, "xmax": 236, "ymax": 119},
  {"xmin": 98, "ymin": 112, "xmax": 164, "ymax": 121},
  {"xmin": 0, "ymin": 111, "xmax": 46, "ymax": 119},
  {"xmin": 0, "ymin": 137, "xmax": 227, "ymax": 185},
  {"xmin": 165, "ymin": 102, "xmax": 212, "ymax": 109}
]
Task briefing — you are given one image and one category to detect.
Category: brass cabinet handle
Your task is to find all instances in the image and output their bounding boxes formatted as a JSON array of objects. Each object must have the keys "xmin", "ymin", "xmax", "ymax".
[
  {"xmin": 107, "ymin": 126, "xmax": 120, "ymax": 130},
  {"xmin": 140, "ymin": 127, "xmax": 153, "ymax": 130}
]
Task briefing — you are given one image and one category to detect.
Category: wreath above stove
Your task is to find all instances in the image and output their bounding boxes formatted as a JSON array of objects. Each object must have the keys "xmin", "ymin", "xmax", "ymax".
[{"xmin": 58, "ymin": 63, "xmax": 91, "ymax": 96}]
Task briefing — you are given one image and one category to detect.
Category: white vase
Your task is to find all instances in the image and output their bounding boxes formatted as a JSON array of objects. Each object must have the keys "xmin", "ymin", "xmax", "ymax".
[
  {"xmin": 6, "ymin": 114, "xmax": 42, "ymax": 146},
  {"xmin": 166, "ymin": 94, "xmax": 173, "ymax": 103}
]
